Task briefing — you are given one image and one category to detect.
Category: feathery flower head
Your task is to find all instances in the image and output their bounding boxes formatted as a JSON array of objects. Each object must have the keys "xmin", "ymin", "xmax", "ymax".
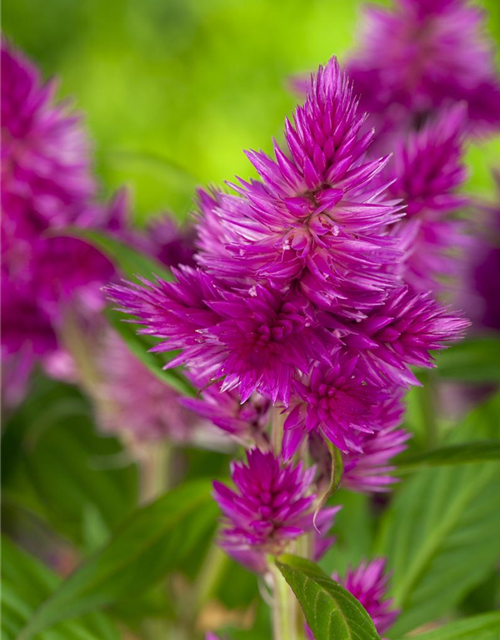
[
  {"xmin": 1, "ymin": 40, "xmax": 95, "ymax": 239},
  {"xmin": 182, "ymin": 381, "xmax": 271, "ymax": 446},
  {"xmin": 343, "ymin": 285, "xmax": 469, "ymax": 387},
  {"xmin": 213, "ymin": 449, "xmax": 334, "ymax": 565},
  {"xmin": 333, "ymin": 559, "xmax": 399, "ymax": 636},
  {"xmin": 384, "ymin": 106, "xmax": 469, "ymax": 292},
  {"xmin": 196, "ymin": 57, "xmax": 403, "ymax": 312},
  {"xmin": 347, "ymin": 0, "xmax": 500, "ymax": 135},
  {"xmin": 283, "ymin": 353, "xmax": 387, "ymax": 458}
]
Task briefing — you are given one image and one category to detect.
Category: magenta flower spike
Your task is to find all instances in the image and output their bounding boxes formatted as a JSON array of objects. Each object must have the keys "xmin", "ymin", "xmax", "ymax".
[
  {"xmin": 347, "ymin": 0, "xmax": 500, "ymax": 136},
  {"xmin": 333, "ymin": 559, "xmax": 400, "ymax": 637}
]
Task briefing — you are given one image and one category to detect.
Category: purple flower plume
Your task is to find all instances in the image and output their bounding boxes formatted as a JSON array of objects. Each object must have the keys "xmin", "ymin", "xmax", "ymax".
[
  {"xmin": 385, "ymin": 106, "xmax": 469, "ymax": 292},
  {"xmin": 213, "ymin": 448, "xmax": 336, "ymax": 568},
  {"xmin": 109, "ymin": 55, "xmax": 467, "ymax": 459},
  {"xmin": 333, "ymin": 559, "xmax": 400, "ymax": 636},
  {"xmin": 347, "ymin": 0, "xmax": 500, "ymax": 136},
  {"xmin": 196, "ymin": 57, "xmax": 404, "ymax": 313}
]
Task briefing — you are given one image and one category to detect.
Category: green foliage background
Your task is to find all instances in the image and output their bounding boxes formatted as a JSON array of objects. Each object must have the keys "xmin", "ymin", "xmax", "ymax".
[{"xmin": 3, "ymin": 0, "xmax": 500, "ymax": 222}]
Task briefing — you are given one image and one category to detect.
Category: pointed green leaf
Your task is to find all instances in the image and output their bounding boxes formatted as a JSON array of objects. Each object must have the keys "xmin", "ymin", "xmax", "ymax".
[
  {"xmin": 396, "ymin": 440, "xmax": 500, "ymax": 471},
  {"xmin": 376, "ymin": 394, "xmax": 500, "ymax": 636},
  {"xmin": 394, "ymin": 612, "xmax": 500, "ymax": 640},
  {"xmin": 276, "ymin": 554, "xmax": 381, "ymax": 640},
  {"xmin": 1, "ymin": 536, "xmax": 119, "ymax": 640},
  {"xmin": 433, "ymin": 335, "xmax": 500, "ymax": 382},
  {"xmin": 19, "ymin": 480, "xmax": 217, "ymax": 639}
]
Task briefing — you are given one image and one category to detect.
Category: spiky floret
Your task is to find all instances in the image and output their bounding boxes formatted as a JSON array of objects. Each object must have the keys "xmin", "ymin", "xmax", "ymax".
[
  {"xmin": 196, "ymin": 57, "xmax": 404, "ymax": 313},
  {"xmin": 213, "ymin": 449, "xmax": 336, "ymax": 562},
  {"xmin": 333, "ymin": 559, "xmax": 400, "ymax": 636}
]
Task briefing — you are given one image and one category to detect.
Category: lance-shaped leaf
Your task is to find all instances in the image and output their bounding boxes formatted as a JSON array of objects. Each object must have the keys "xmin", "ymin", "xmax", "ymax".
[
  {"xmin": 394, "ymin": 612, "xmax": 500, "ymax": 640},
  {"xmin": 395, "ymin": 440, "xmax": 500, "ymax": 471},
  {"xmin": 276, "ymin": 555, "xmax": 381, "ymax": 640},
  {"xmin": 19, "ymin": 480, "xmax": 217, "ymax": 640}
]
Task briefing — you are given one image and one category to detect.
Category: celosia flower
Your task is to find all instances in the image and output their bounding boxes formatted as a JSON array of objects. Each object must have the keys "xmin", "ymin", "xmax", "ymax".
[
  {"xmin": 110, "ymin": 273, "xmax": 328, "ymax": 405},
  {"xmin": 92, "ymin": 330, "xmax": 198, "ymax": 443},
  {"xmin": 347, "ymin": 0, "xmax": 500, "ymax": 136},
  {"xmin": 213, "ymin": 449, "xmax": 336, "ymax": 566},
  {"xmin": 333, "ymin": 559, "xmax": 400, "ymax": 636},
  {"xmin": 283, "ymin": 354, "xmax": 387, "ymax": 458},
  {"xmin": 195, "ymin": 57, "xmax": 404, "ymax": 313},
  {"xmin": 342, "ymin": 425, "xmax": 411, "ymax": 493},
  {"xmin": 384, "ymin": 106, "xmax": 469, "ymax": 292},
  {"xmin": 343, "ymin": 285, "xmax": 469, "ymax": 387},
  {"xmin": 1, "ymin": 41, "xmax": 95, "ymax": 240},
  {"xmin": 182, "ymin": 380, "xmax": 271, "ymax": 446}
]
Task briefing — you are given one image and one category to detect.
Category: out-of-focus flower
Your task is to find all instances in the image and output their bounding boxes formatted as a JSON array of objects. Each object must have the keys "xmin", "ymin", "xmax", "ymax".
[
  {"xmin": 347, "ymin": 0, "xmax": 500, "ymax": 137},
  {"xmin": 385, "ymin": 106, "xmax": 469, "ymax": 292},
  {"xmin": 333, "ymin": 559, "xmax": 400, "ymax": 637},
  {"xmin": 92, "ymin": 330, "xmax": 198, "ymax": 444},
  {"xmin": 182, "ymin": 380, "xmax": 271, "ymax": 446},
  {"xmin": 213, "ymin": 449, "xmax": 335, "ymax": 569}
]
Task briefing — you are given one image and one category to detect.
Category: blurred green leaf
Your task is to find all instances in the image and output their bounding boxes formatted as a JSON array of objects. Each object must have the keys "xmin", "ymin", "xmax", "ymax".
[
  {"xmin": 376, "ymin": 394, "xmax": 500, "ymax": 637},
  {"xmin": 394, "ymin": 612, "xmax": 500, "ymax": 640},
  {"xmin": 19, "ymin": 480, "xmax": 217, "ymax": 639},
  {"xmin": 276, "ymin": 554, "xmax": 381, "ymax": 640},
  {"xmin": 2, "ymin": 378, "xmax": 138, "ymax": 545},
  {"xmin": 1, "ymin": 536, "xmax": 119, "ymax": 640},
  {"xmin": 105, "ymin": 307, "xmax": 196, "ymax": 397},
  {"xmin": 60, "ymin": 227, "xmax": 173, "ymax": 282},
  {"xmin": 433, "ymin": 335, "xmax": 500, "ymax": 382},
  {"xmin": 396, "ymin": 440, "xmax": 500, "ymax": 471}
]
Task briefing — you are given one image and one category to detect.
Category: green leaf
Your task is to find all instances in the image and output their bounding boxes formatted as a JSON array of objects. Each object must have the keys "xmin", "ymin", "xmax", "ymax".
[
  {"xmin": 19, "ymin": 480, "xmax": 217, "ymax": 639},
  {"xmin": 105, "ymin": 307, "xmax": 196, "ymax": 397},
  {"xmin": 396, "ymin": 440, "xmax": 500, "ymax": 471},
  {"xmin": 1, "ymin": 536, "xmax": 119, "ymax": 640},
  {"xmin": 376, "ymin": 394, "xmax": 500, "ymax": 637},
  {"xmin": 276, "ymin": 554, "xmax": 381, "ymax": 640},
  {"xmin": 2, "ymin": 378, "xmax": 138, "ymax": 545},
  {"xmin": 58, "ymin": 227, "xmax": 174, "ymax": 282},
  {"xmin": 433, "ymin": 335, "xmax": 500, "ymax": 382},
  {"xmin": 394, "ymin": 612, "xmax": 500, "ymax": 640}
]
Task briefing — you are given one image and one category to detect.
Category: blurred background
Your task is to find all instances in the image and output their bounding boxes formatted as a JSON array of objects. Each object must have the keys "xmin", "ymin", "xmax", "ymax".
[{"xmin": 4, "ymin": 0, "xmax": 500, "ymax": 223}]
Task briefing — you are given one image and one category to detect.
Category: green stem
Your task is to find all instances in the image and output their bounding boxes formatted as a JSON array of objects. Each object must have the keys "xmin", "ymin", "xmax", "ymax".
[
  {"xmin": 270, "ymin": 559, "xmax": 298, "ymax": 640},
  {"xmin": 141, "ymin": 440, "xmax": 172, "ymax": 503},
  {"xmin": 420, "ymin": 372, "xmax": 439, "ymax": 448},
  {"xmin": 271, "ymin": 407, "xmax": 284, "ymax": 455}
]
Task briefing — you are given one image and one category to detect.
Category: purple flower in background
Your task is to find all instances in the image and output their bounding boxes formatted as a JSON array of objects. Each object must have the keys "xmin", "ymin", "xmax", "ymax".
[
  {"xmin": 182, "ymin": 380, "xmax": 271, "ymax": 446},
  {"xmin": 385, "ymin": 106, "xmax": 469, "ymax": 292},
  {"xmin": 347, "ymin": 0, "xmax": 500, "ymax": 137},
  {"xmin": 1, "ymin": 40, "xmax": 95, "ymax": 239},
  {"xmin": 92, "ymin": 330, "xmax": 199, "ymax": 444},
  {"xmin": 213, "ymin": 449, "xmax": 334, "ymax": 565},
  {"xmin": 333, "ymin": 559, "xmax": 400, "ymax": 636},
  {"xmin": 343, "ymin": 420, "xmax": 411, "ymax": 493}
]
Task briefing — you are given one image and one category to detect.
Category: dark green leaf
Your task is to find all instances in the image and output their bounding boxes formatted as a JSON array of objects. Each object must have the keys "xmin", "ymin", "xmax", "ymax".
[
  {"xmin": 276, "ymin": 554, "xmax": 381, "ymax": 640},
  {"xmin": 2, "ymin": 378, "xmax": 138, "ymax": 545},
  {"xmin": 433, "ymin": 335, "xmax": 500, "ymax": 382},
  {"xmin": 19, "ymin": 480, "xmax": 217, "ymax": 639},
  {"xmin": 1, "ymin": 536, "xmax": 119, "ymax": 640},
  {"xmin": 376, "ymin": 394, "xmax": 500, "ymax": 637},
  {"xmin": 396, "ymin": 440, "xmax": 500, "ymax": 471},
  {"xmin": 105, "ymin": 307, "xmax": 196, "ymax": 397},
  {"xmin": 394, "ymin": 612, "xmax": 500, "ymax": 640}
]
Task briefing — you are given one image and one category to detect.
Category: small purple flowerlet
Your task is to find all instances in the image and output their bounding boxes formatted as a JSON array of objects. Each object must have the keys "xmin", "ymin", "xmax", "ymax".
[
  {"xmin": 333, "ymin": 559, "xmax": 400, "ymax": 637},
  {"xmin": 213, "ymin": 448, "xmax": 336, "ymax": 569}
]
